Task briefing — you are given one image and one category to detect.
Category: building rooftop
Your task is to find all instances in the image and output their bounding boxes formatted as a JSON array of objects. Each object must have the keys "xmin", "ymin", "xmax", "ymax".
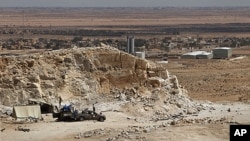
[
  {"xmin": 214, "ymin": 47, "xmax": 231, "ymax": 50},
  {"xmin": 197, "ymin": 52, "xmax": 212, "ymax": 55},
  {"xmin": 183, "ymin": 51, "xmax": 211, "ymax": 56}
]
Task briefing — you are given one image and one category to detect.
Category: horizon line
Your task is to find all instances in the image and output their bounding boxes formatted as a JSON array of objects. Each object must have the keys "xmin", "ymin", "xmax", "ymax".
[{"xmin": 0, "ymin": 6, "xmax": 250, "ymax": 8}]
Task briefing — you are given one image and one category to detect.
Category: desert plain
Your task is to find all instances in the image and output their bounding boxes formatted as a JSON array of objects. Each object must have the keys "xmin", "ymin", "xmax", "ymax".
[{"xmin": 0, "ymin": 7, "xmax": 250, "ymax": 141}]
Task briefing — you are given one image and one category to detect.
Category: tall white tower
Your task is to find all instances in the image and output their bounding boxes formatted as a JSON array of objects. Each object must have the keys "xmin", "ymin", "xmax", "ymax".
[{"xmin": 127, "ymin": 36, "xmax": 135, "ymax": 54}]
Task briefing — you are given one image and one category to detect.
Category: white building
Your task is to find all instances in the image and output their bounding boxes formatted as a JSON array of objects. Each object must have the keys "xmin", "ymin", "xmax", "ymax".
[{"xmin": 213, "ymin": 47, "xmax": 232, "ymax": 59}]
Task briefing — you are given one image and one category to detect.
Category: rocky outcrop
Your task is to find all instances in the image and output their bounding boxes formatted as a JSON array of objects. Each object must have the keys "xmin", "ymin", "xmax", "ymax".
[
  {"xmin": 0, "ymin": 47, "xmax": 199, "ymax": 119},
  {"xmin": 0, "ymin": 47, "xmax": 165, "ymax": 105}
]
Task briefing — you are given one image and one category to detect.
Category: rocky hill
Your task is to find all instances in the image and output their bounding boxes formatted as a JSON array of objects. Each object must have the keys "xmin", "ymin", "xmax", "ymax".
[{"xmin": 0, "ymin": 47, "xmax": 199, "ymax": 119}]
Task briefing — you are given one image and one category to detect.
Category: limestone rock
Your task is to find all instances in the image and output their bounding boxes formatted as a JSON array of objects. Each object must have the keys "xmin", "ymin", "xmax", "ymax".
[
  {"xmin": 121, "ymin": 53, "xmax": 136, "ymax": 69},
  {"xmin": 0, "ymin": 46, "xmax": 194, "ymax": 124}
]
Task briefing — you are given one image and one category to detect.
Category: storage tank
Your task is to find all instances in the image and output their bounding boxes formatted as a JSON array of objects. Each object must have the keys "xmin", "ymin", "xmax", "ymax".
[
  {"xmin": 127, "ymin": 36, "xmax": 135, "ymax": 54},
  {"xmin": 135, "ymin": 51, "xmax": 145, "ymax": 59}
]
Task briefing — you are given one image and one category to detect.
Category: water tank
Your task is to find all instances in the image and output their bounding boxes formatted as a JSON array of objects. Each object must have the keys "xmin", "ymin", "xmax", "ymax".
[{"xmin": 127, "ymin": 36, "xmax": 135, "ymax": 54}]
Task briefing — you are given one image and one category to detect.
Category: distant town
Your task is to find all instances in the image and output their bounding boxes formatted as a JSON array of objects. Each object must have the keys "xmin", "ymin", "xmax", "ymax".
[{"xmin": 1, "ymin": 31, "xmax": 250, "ymax": 58}]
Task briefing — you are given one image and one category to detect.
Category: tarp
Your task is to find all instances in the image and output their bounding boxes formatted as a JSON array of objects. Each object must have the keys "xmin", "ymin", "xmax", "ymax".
[
  {"xmin": 13, "ymin": 105, "xmax": 42, "ymax": 119},
  {"xmin": 28, "ymin": 99, "xmax": 53, "ymax": 113}
]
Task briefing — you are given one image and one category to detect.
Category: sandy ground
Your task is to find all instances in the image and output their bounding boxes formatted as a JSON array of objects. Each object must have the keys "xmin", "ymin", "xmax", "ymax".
[
  {"xmin": 166, "ymin": 47, "xmax": 250, "ymax": 102},
  {"xmin": 1, "ymin": 8, "xmax": 250, "ymax": 27},
  {"xmin": 1, "ymin": 7, "xmax": 250, "ymax": 141},
  {"xmin": 1, "ymin": 101, "xmax": 250, "ymax": 141}
]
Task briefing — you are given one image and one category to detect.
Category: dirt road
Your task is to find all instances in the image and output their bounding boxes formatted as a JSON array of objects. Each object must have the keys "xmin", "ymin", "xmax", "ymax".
[{"xmin": 1, "ymin": 102, "xmax": 250, "ymax": 141}]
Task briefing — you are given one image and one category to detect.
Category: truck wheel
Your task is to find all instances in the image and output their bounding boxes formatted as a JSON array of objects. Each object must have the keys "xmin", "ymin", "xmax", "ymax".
[
  {"xmin": 99, "ymin": 117, "xmax": 104, "ymax": 122},
  {"xmin": 79, "ymin": 117, "xmax": 84, "ymax": 121}
]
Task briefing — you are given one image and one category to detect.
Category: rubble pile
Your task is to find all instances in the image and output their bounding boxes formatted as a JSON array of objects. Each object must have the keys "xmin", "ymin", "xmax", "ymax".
[
  {"xmin": 16, "ymin": 126, "xmax": 31, "ymax": 132},
  {"xmin": 0, "ymin": 105, "xmax": 12, "ymax": 117},
  {"xmin": 73, "ymin": 115, "xmax": 234, "ymax": 140},
  {"xmin": 0, "ymin": 47, "xmax": 201, "ymax": 119},
  {"xmin": 75, "ymin": 127, "xmax": 150, "ymax": 140}
]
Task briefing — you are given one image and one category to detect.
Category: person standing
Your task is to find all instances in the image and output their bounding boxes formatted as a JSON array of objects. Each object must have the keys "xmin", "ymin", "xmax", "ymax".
[
  {"xmin": 93, "ymin": 104, "xmax": 95, "ymax": 112},
  {"xmin": 59, "ymin": 96, "xmax": 62, "ymax": 108},
  {"xmin": 73, "ymin": 109, "xmax": 78, "ymax": 120}
]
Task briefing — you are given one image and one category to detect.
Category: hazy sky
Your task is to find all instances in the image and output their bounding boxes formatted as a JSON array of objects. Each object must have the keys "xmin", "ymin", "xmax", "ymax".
[{"xmin": 0, "ymin": 0, "xmax": 250, "ymax": 7}]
